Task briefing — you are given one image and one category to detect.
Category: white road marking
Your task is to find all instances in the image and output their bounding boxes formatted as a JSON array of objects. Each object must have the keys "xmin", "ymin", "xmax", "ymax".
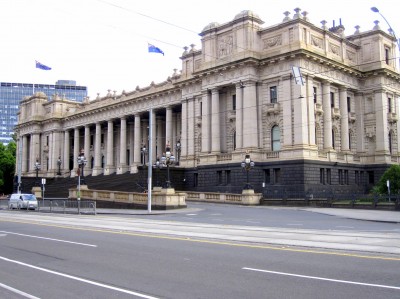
[
  {"xmin": 0, "ymin": 231, "xmax": 97, "ymax": 247},
  {"xmin": 0, "ymin": 256, "xmax": 159, "ymax": 299},
  {"xmin": 186, "ymin": 214, "xmax": 197, "ymax": 216},
  {"xmin": 0, "ymin": 282, "xmax": 41, "ymax": 299},
  {"xmin": 336, "ymin": 226, "xmax": 354, "ymax": 229},
  {"xmin": 243, "ymin": 267, "xmax": 400, "ymax": 290},
  {"xmin": 245, "ymin": 220, "xmax": 261, "ymax": 224}
]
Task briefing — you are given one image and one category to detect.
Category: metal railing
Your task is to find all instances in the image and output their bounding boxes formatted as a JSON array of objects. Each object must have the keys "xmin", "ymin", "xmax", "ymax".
[{"xmin": 38, "ymin": 199, "xmax": 96, "ymax": 215}]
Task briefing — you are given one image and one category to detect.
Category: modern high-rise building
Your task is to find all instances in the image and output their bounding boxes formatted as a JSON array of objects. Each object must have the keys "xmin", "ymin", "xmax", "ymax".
[{"xmin": 0, "ymin": 80, "xmax": 87, "ymax": 144}]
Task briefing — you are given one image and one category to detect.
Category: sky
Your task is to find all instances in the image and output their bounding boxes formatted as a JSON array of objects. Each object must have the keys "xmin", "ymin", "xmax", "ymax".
[{"xmin": 0, "ymin": 0, "xmax": 399, "ymax": 99}]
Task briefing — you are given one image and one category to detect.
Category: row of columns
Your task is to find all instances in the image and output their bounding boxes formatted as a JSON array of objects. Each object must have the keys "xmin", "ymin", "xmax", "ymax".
[
  {"xmin": 19, "ymin": 108, "xmax": 181, "ymax": 176},
  {"xmin": 194, "ymin": 82, "xmax": 259, "ymax": 157},
  {"xmin": 17, "ymin": 79, "xmax": 397, "ymax": 176}
]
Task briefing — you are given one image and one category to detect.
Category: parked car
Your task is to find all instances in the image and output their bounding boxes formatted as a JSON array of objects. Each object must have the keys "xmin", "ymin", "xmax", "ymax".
[{"xmin": 8, "ymin": 193, "xmax": 38, "ymax": 210}]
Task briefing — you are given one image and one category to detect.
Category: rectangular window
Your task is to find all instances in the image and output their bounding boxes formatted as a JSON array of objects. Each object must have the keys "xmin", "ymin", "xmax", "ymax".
[
  {"xmin": 270, "ymin": 86, "xmax": 277, "ymax": 103},
  {"xmin": 368, "ymin": 171, "xmax": 374, "ymax": 184},
  {"xmin": 330, "ymin": 92, "xmax": 335, "ymax": 108},
  {"xmin": 388, "ymin": 98, "xmax": 392, "ymax": 113},
  {"xmin": 274, "ymin": 168, "xmax": 281, "ymax": 184},
  {"xmin": 327, "ymin": 169, "xmax": 331, "ymax": 185},
  {"xmin": 232, "ymin": 95, "xmax": 236, "ymax": 111},
  {"xmin": 217, "ymin": 171, "xmax": 222, "ymax": 185},
  {"xmin": 226, "ymin": 170, "xmax": 231, "ymax": 185},
  {"xmin": 344, "ymin": 170, "xmax": 349, "ymax": 185},
  {"xmin": 200, "ymin": 102, "xmax": 203, "ymax": 115},
  {"xmin": 313, "ymin": 87, "xmax": 317, "ymax": 104},
  {"xmin": 347, "ymin": 96, "xmax": 351, "ymax": 112},
  {"xmin": 320, "ymin": 168, "xmax": 325, "ymax": 184},
  {"xmin": 264, "ymin": 169, "xmax": 271, "ymax": 184},
  {"xmin": 46, "ymin": 135, "xmax": 49, "ymax": 146},
  {"xmin": 193, "ymin": 173, "xmax": 198, "ymax": 187},
  {"xmin": 385, "ymin": 47, "xmax": 390, "ymax": 64},
  {"xmin": 339, "ymin": 169, "xmax": 343, "ymax": 185}
]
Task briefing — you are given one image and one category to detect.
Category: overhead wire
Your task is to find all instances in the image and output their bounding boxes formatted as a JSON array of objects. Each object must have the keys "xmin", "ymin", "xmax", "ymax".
[{"xmin": 16, "ymin": 0, "xmax": 400, "ymax": 163}]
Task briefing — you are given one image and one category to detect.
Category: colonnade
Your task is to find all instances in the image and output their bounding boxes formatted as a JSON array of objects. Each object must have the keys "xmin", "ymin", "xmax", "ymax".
[
  {"xmin": 19, "ymin": 107, "xmax": 182, "ymax": 177},
  {"xmin": 16, "ymin": 78, "xmax": 397, "ymax": 177}
]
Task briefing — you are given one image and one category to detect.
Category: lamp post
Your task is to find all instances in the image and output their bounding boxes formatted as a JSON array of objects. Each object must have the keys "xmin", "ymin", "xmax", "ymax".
[
  {"xmin": 371, "ymin": 7, "xmax": 400, "ymax": 65},
  {"xmin": 141, "ymin": 144, "xmax": 147, "ymax": 166},
  {"xmin": 161, "ymin": 144, "xmax": 175, "ymax": 188},
  {"xmin": 241, "ymin": 153, "xmax": 255, "ymax": 190},
  {"xmin": 34, "ymin": 159, "xmax": 41, "ymax": 186},
  {"xmin": 57, "ymin": 156, "xmax": 62, "ymax": 176},
  {"xmin": 152, "ymin": 158, "xmax": 162, "ymax": 187},
  {"xmin": 176, "ymin": 140, "xmax": 181, "ymax": 165}
]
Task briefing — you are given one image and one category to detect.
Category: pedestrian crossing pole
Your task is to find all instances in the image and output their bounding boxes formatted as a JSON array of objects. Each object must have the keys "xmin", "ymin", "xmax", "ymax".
[{"xmin": 147, "ymin": 108, "xmax": 153, "ymax": 213}]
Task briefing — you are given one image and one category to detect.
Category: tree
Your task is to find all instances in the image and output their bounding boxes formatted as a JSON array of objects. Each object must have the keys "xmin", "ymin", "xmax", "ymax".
[
  {"xmin": 0, "ymin": 141, "xmax": 16, "ymax": 194},
  {"xmin": 373, "ymin": 164, "xmax": 400, "ymax": 195}
]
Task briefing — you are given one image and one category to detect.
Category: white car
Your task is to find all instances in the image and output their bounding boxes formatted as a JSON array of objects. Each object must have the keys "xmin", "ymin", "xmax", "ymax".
[{"xmin": 8, "ymin": 193, "xmax": 38, "ymax": 210}]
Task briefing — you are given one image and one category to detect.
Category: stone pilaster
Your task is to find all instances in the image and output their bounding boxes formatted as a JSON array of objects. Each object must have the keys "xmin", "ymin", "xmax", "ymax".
[
  {"xmin": 339, "ymin": 87, "xmax": 350, "ymax": 151},
  {"xmin": 201, "ymin": 90, "xmax": 211, "ymax": 153},
  {"xmin": 235, "ymin": 83, "xmax": 243, "ymax": 150},
  {"xmin": 211, "ymin": 88, "xmax": 221, "ymax": 153},
  {"xmin": 322, "ymin": 81, "xmax": 333, "ymax": 150}
]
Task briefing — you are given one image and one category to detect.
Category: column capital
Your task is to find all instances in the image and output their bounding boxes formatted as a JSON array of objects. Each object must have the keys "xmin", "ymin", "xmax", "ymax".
[
  {"xmin": 211, "ymin": 87, "xmax": 219, "ymax": 94},
  {"xmin": 321, "ymin": 79, "xmax": 332, "ymax": 85},
  {"xmin": 235, "ymin": 81, "xmax": 245, "ymax": 89}
]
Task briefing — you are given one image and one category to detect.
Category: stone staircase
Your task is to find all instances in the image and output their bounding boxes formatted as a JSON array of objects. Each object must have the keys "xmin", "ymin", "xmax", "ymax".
[{"xmin": 18, "ymin": 167, "xmax": 186, "ymax": 198}]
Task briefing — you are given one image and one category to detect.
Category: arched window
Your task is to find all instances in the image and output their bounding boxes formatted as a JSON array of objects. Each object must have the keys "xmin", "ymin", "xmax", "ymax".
[{"xmin": 271, "ymin": 125, "xmax": 281, "ymax": 151}]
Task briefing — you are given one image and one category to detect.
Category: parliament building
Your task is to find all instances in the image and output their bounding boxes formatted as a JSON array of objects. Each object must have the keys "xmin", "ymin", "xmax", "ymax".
[{"xmin": 15, "ymin": 9, "xmax": 400, "ymax": 198}]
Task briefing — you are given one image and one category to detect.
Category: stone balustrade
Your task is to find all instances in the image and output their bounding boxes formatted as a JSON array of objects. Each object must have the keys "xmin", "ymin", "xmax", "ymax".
[{"xmin": 68, "ymin": 186, "xmax": 186, "ymax": 210}]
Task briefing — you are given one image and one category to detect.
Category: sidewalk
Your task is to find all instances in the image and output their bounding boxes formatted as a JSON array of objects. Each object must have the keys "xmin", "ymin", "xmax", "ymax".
[{"xmin": 300, "ymin": 207, "xmax": 400, "ymax": 223}]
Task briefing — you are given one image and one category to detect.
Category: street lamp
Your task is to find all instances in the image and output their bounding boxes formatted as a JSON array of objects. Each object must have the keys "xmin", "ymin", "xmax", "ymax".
[
  {"xmin": 241, "ymin": 153, "xmax": 255, "ymax": 190},
  {"xmin": 34, "ymin": 159, "xmax": 41, "ymax": 186},
  {"xmin": 161, "ymin": 144, "xmax": 175, "ymax": 188},
  {"xmin": 141, "ymin": 144, "xmax": 147, "ymax": 166},
  {"xmin": 176, "ymin": 140, "xmax": 181, "ymax": 165},
  {"xmin": 57, "ymin": 156, "xmax": 62, "ymax": 176},
  {"xmin": 371, "ymin": 7, "xmax": 400, "ymax": 65},
  {"xmin": 152, "ymin": 158, "xmax": 162, "ymax": 187},
  {"xmin": 77, "ymin": 150, "xmax": 87, "ymax": 185}
]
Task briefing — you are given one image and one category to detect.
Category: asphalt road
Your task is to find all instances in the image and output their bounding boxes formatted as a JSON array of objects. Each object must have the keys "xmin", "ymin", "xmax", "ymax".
[
  {"xmin": 0, "ymin": 207, "xmax": 399, "ymax": 298},
  {"xmin": 128, "ymin": 202, "xmax": 400, "ymax": 232}
]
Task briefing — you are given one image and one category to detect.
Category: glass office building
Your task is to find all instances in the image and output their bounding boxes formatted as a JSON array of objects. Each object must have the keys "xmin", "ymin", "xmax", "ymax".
[{"xmin": 0, "ymin": 80, "xmax": 87, "ymax": 144}]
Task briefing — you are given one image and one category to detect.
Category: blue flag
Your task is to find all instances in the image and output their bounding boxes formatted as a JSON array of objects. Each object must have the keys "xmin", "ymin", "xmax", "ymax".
[
  {"xmin": 148, "ymin": 43, "xmax": 164, "ymax": 56},
  {"xmin": 35, "ymin": 60, "xmax": 52, "ymax": 70}
]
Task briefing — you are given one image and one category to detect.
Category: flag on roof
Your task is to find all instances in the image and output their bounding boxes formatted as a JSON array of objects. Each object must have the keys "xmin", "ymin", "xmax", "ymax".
[
  {"xmin": 35, "ymin": 60, "xmax": 52, "ymax": 70},
  {"xmin": 148, "ymin": 43, "xmax": 164, "ymax": 56}
]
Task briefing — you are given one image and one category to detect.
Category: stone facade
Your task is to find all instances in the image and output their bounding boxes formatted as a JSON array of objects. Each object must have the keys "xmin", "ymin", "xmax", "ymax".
[{"xmin": 15, "ymin": 9, "xmax": 400, "ymax": 198}]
